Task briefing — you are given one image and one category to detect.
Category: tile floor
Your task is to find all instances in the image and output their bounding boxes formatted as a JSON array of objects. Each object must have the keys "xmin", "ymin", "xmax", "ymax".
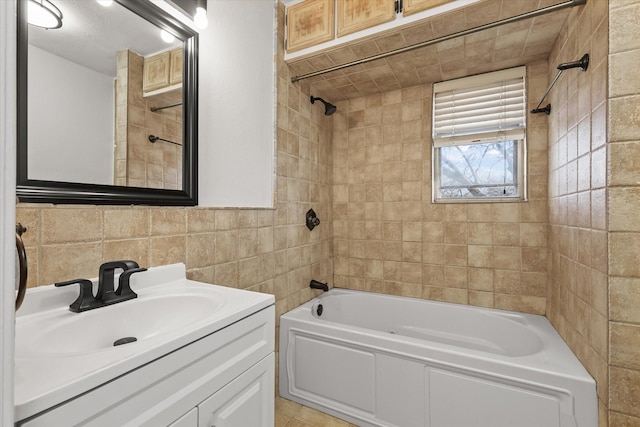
[{"xmin": 276, "ymin": 397, "xmax": 359, "ymax": 427}]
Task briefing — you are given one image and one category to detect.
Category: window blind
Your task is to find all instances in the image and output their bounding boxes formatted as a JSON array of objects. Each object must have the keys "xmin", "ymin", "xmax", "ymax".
[{"xmin": 432, "ymin": 66, "xmax": 526, "ymax": 147}]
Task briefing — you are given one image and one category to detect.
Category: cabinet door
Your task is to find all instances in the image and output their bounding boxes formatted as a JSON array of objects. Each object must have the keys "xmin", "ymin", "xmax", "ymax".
[
  {"xmin": 169, "ymin": 408, "xmax": 198, "ymax": 427},
  {"xmin": 169, "ymin": 48, "xmax": 183, "ymax": 86},
  {"xmin": 286, "ymin": 0, "xmax": 334, "ymax": 53},
  {"xmin": 143, "ymin": 51, "xmax": 171, "ymax": 92},
  {"xmin": 198, "ymin": 354, "xmax": 274, "ymax": 427},
  {"xmin": 337, "ymin": 0, "xmax": 396, "ymax": 37},
  {"xmin": 403, "ymin": 0, "xmax": 453, "ymax": 17}
]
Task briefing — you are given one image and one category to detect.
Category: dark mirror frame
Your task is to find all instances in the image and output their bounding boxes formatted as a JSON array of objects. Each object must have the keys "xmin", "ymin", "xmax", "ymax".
[{"xmin": 16, "ymin": 0, "xmax": 198, "ymax": 206}]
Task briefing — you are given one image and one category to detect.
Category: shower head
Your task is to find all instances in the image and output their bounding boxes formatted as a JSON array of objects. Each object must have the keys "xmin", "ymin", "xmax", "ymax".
[{"xmin": 310, "ymin": 96, "xmax": 337, "ymax": 116}]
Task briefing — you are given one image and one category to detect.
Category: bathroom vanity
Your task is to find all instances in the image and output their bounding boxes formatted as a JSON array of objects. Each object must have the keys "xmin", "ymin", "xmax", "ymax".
[{"xmin": 14, "ymin": 263, "xmax": 275, "ymax": 427}]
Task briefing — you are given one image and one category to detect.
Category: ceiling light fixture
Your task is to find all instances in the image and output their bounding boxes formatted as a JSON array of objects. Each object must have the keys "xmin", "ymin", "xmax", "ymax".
[
  {"xmin": 27, "ymin": 0, "xmax": 63, "ymax": 29},
  {"xmin": 193, "ymin": 0, "xmax": 208, "ymax": 29},
  {"xmin": 96, "ymin": 0, "xmax": 113, "ymax": 6},
  {"xmin": 160, "ymin": 29, "xmax": 176, "ymax": 43}
]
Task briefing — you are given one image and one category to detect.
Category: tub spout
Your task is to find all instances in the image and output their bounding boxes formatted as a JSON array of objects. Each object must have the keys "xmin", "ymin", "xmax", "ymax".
[{"xmin": 310, "ymin": 279, "xmax": 328, "ymax": 292}]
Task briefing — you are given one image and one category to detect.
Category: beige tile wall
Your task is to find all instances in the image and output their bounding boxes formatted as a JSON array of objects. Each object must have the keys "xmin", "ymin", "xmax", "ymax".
[
  {"xmin": 128, "ymin": 51, "xmax": 183, "ymax": 189},
  {"xmin": 16, "ymin": 3, "xmax": 334, "ymax": 382},
  {"xmin": 607, "ymin": 0, "xmax": 640, "ymax": 425},
  {"xmin": 548, "ymin": 1, "xmax": 640, "ymax": 425},
  {"xmin": 330, "ymin": 62, "xmax": 550, "ymax": 314},
  {"xmin": 114, "ymin": 50, "xmax": 183, "ymax": 189},
  {"xmin": 114, "ymin": 50, "xmax": 128, "ymax": 186}
]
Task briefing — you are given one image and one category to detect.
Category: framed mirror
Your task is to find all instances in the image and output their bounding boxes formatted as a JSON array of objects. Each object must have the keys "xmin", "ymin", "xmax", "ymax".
[{"xmin": 17, "ymin": 0, "xmax": 198, "ymax": 205}]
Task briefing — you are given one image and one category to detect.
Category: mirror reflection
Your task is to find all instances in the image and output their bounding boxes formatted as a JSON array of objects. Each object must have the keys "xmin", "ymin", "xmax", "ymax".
[{"xmin": 27, "ymin": 0, "xmax": 185, "ymax": 190}]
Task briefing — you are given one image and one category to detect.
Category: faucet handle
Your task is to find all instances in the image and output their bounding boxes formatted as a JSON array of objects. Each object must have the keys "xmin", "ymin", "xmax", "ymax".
[
  {"xmin": 55, "ymin": 278, "xmax": 101, "ymax": 312},
  {"xmin": 115, "ymin": 267, "xmax": 147, "ymax": 299}
]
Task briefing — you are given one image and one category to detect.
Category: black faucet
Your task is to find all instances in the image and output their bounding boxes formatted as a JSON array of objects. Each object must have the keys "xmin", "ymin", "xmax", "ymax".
[
  {"xmin": 310, "ymin": 279, "xmax": 329, "ymax": 292},
  {"xmin": 97, "ymin": 260, "xmax": 142, "ymax": 302},
  {"xmin": 55, "ymin": 260, "xmax": 147, "ymax": 313}
]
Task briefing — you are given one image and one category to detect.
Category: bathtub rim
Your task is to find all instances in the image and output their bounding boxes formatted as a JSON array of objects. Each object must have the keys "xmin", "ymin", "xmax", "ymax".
[{"xmin": 283, "ymin": 288, "xmax": 596, "ymax": 382}]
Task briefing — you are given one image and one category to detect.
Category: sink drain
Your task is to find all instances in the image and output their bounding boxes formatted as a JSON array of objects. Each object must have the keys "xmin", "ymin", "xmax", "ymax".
[{"xmin": 113, "ymin": 337, "xmax": 137, "ymax": 346}]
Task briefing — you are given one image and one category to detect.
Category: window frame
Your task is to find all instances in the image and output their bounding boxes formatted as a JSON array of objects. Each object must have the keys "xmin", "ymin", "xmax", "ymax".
[
  {"xmin": 431, "ymin": 67, "xmax": 527, "ymax": 203},
  {"xmin": 432, "ymin": 138, "xmax": 527, "ymax": 203}
]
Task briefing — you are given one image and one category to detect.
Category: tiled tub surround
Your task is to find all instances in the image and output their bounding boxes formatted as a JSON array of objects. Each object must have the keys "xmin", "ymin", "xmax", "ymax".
[
  {"xmin": 546, "ymin": 0, "xmax": 640, "ymax": 425},
  {"xmin": 15, "ymin": 1, "xmax": 640, "ymax": 426},
  {"xmin": 546, "ymin": 0, "xmax": 610, "ymax": 424},
  {"xmin": 280, "ymin": 289, "xmax": 597, "ymax": 427},
  {"xmin": 606, "ymin": 0, "xmax": 640, "ymax": 424},
  {"xmin": 331, "ymin": 60, "xmax": 550, "ymax": 314}
]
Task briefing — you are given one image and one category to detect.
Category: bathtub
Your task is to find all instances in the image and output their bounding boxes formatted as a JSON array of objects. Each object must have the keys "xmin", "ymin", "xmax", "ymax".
[{"xmin": 279, "ymin": 289, "xmax": 597, "ymax": 427}]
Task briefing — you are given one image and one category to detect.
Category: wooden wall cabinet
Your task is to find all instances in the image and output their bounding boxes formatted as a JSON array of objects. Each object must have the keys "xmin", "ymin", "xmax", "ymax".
[
  {"xmin": 169, "ymin": 48, "xmax": 183, "ymax": 86},
  {"xmin": 285, "ymin": 0, "xmax": 459, "ymax": 56},
  {"xmin": 143, "ymin": 51, "xmax": 170, "ymax": 92},
  {"xmin": 143, "ymin": 48, "xmax": 183, "ymax": 93},
  {"xmin": 286, "ymin": 0, "xmax": 335, "ymax": 53},
  {"xmin": 403, "ymin": 0, "xmax": 453, "ymax": 17},
  {"xmin": 337, "ymin": 0, "xmax": 396, "ymax": 37}
]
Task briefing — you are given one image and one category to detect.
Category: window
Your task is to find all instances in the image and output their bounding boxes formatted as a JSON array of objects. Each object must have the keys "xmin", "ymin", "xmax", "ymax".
[{"xmin": 432, "ymin": 67, "xmax": 526, "ymax": 202}]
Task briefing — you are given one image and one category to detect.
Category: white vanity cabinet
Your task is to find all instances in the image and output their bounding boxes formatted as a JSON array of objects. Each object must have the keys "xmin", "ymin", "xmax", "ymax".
[
  {"xmin": 167, "ymin": 354, "xmax": 274, "ymax": 427},
  {"xmin": 168, "ymin": 409, "xmax": 198, "ymax": 427},
  {"xmin": 198, "ymin": 353, "xmax": 274, "ymax": 427},
  {"xmin": 16, "ymin": 302, "xmax": 275, "ymax": 427}
]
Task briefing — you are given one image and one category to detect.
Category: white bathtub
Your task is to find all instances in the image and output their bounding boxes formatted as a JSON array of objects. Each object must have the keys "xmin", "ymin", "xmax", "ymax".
[{"xmin": 279, "ymin": 289, "xmax": 597, "ymax": 427}]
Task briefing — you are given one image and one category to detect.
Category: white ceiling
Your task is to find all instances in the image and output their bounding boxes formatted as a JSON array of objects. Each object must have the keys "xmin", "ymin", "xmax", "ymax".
[{"xmin": 28, "ymin": 0, "xmax": 182, "ymax": 77}]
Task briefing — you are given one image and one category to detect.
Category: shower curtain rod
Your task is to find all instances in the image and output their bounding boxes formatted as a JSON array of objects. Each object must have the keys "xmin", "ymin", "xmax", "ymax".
[
  {"xmin": 150, "ymin": 102, "xmax": 182, "ymax": 112},
  {"xmin": 290, "ymin": 0, "xmax": 587, "ymax": 83}
]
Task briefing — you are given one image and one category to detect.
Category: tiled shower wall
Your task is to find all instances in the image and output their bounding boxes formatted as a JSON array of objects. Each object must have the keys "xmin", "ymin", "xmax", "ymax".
[
  {"xmin": 607, "ymin": 0, "xmax": 640, "ymax": 424},
  {"xmin": 114, "ymin": 50, "xmax": 183, "ymax": 189},
  {"xmin": 331, "ymin": 62, "xmax": 550, "ymax": 314},
  {"xmin": 16, "ymin": 2, "xmax": 333, "ymax": 343},
  {"xmin": 546, "ymin": 0, "xmax": 609, "ymax": 424},
  {"xmin": 548, "ymin": 0, "xmax": 640, "ymax": 425}
]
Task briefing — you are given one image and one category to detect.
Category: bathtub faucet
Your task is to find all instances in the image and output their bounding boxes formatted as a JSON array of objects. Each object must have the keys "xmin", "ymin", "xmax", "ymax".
[{"xmin": 310, "ymin": 279, "xmax": 329, "ymax": 292}]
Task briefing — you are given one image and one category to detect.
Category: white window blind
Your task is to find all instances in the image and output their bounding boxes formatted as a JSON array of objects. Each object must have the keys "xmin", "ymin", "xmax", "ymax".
[{"xmin": 433, "ymin": 67, "xmax": 526, "ymax": 147}]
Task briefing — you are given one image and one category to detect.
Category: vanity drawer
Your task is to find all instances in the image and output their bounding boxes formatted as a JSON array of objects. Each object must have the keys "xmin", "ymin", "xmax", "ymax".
[{"xmin": 18, "ymin": 306, "xmax": 275, "ymax": 427}]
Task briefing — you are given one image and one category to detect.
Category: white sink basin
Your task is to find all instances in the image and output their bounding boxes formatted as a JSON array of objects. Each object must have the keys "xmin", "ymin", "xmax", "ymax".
[
  {"xmin": 14, "ymin": 263, "xmax": 275, "ymax": 422},
  {"xmin": 18, "ymin": 291, "xmax": 225, "ymax": 357}
]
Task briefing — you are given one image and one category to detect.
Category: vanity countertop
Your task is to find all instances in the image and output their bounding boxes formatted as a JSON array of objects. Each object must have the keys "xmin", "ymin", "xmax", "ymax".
[{"xmin": 14, "ymin": 263, "xmax": 274, "ymax": 421}]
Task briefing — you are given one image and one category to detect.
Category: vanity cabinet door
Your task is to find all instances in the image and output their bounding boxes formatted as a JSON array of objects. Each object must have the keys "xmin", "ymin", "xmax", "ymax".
[
  {"xmin": 169, "ymin": 408, "xmax": 198, "ymax": 427},
  {"xmin": 198, "ymin": 354, "xmax": 274, "ymax": 427}
]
